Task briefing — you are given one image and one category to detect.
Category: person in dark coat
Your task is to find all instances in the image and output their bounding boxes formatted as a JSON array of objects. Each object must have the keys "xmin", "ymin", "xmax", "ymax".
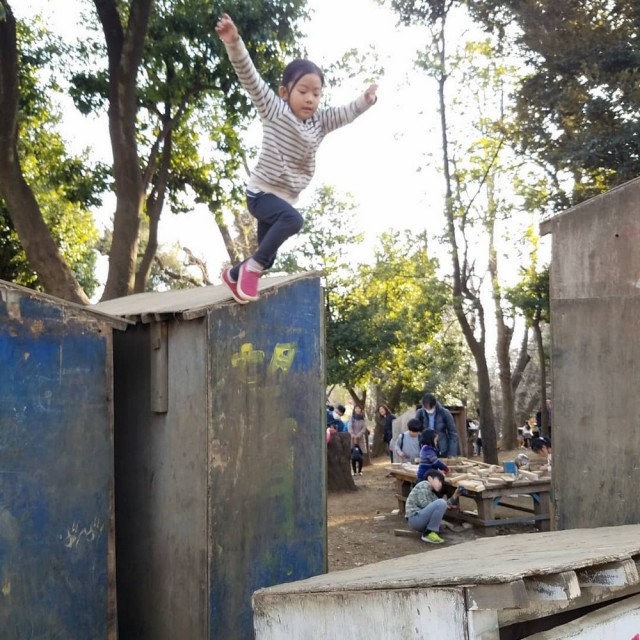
[
  {"xmin": 415, "ymin": 393, "xmax": 459, "ymax": 458},
  {"xmin": 377, "ymin": 404, "xmax": 396, "ymax": 463}
]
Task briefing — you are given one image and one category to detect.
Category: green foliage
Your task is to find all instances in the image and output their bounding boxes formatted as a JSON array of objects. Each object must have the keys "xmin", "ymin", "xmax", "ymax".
[
  {"xmin": 0, "ymin": 18, "xmax": 103, "ymax": 295},
  {"xmin": 272, "ymin": 184, "xmax": 362, "ymax": 282},
  {"xmin": 506, "ymin": 265, "xmax": 549, "ymax": 327},
  {"xmin": 465, "ymin": 0, "xmax": 640, "ymax": 207},
  {"xmin": 67, "ymin": 0, "xmax": 309, "ymax": 276},
  {"xmin": 331, "ymin": 231, "xmax": 469, "ymax": 405}
]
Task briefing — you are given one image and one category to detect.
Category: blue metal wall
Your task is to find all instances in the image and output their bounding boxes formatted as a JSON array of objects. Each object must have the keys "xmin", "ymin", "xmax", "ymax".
[
  {"xmin": 208, "ymin": 277, "xmax": 326, "ymax": 639},
  {"xmin": 0, "ymin": 287, "xmax": 113, "ymax": 638}
]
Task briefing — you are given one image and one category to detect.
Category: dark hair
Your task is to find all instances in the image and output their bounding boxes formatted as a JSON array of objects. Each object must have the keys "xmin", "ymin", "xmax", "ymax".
[
  {"xmin": 422, "ymin": 393, "xmax": 437, "ymax": 408},
  {"xmin": 425, "ymin": 469, "xmax": 444, "ymax": 483},
  {"xmin": 420, "ymin": 430, "xmax": 435, "ymax": 447},
  {"xmin": 407, "ymin": 418, "xmax": 421, "ymax": 432},
  {"xmin": 378, "ymin": 403, "xmax": 391, "ymax": 415},
  {"xmin": 531, "ymin": 437, "xmax": 551, "ymax": 453},
  {"xmin": 335, "ymin": 404, "xmax": 346, "ymax": 416},
  {"xmin": 282, "ymin": 59, "xmax": 324, "ymax": 92}
]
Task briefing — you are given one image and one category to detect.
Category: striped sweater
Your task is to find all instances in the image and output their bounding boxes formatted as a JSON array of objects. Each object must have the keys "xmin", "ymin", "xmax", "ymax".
[{"xmin": 224, "ymin": 37, "xmax": 375, "ymax": 204}]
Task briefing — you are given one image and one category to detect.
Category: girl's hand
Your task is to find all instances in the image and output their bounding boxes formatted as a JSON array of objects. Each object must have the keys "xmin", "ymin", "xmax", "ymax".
[
  {"xmin": 364, "ymin": 83, "xmax": 378, "ymax": 104},
  {"xmin": 215, "ymin": 13, "xmax": 239, "ymax": 43}
]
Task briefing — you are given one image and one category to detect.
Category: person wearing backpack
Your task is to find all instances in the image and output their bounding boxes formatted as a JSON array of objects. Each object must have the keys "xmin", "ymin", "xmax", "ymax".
[{"xmin": 395, "ymin": 419, "xmax": 422, "ymax": 464}]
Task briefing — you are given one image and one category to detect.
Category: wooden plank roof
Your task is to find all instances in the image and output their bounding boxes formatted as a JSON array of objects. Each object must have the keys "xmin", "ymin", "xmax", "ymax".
[{"xmin": 92, "ymin": 272, "xmax": 320, "ymax": 322}]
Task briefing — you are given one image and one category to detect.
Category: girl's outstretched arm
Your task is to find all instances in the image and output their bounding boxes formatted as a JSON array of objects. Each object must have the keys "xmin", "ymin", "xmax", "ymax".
[
  {"xmin": 215, "ymin": 13, "xmax": 238, "ymax": 44},
  {"xmin": 215, "ymin": 13, "xmax": 280, "ymax": 121},
  {"xmin": 364, "ymin": 83, "xmax": 379, "ymax": 105},
  {"xmin": 317, "ymin": 83, "xmax": 378, "ymax": 134}
]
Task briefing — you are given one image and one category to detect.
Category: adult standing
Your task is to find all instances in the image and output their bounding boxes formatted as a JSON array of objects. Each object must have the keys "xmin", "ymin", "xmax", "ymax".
[
  {"xmin": 348, "ymin": 405, "xmax": 367, "ymax": 451},
  {"xmin": 378, "ymin": 404, "xmax": 396, "ymax": 463},
  {"xmin": 415, "ymin": 393, "xmax": 459, "ymax": 458},
  {"xmin": 536, "ymin": 399, "xmax": 552, "ymax": 439}
]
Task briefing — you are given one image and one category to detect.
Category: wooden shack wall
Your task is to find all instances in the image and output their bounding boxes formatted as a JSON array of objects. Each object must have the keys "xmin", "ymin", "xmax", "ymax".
[
  {"xmin": 208, "ymin": 277, "xmax": 326, "ymax": 639},
  {"xmin": 545, "ymin": 180, "xmax": 640, "ymax": 529},
  {"xmin": 0, "ymin": 286, "xmax": 115, "ymax": 638},
  {"xmin": 113, "ymin": 320, "xmax": 209, "ymax": 640},
  {"xmin": 113, "ymin": 276, "xmax": 326, "ymax": 640}
]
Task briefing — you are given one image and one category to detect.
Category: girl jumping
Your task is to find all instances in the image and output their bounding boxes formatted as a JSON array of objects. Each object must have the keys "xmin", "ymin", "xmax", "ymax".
[{"xmin": 215, "ymin": 13, "xmax": 378, "ymax": 303}]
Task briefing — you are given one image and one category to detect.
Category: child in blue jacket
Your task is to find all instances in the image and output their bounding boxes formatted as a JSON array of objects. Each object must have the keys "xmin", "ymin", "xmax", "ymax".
[{"xmin": 417, "ymin": 430, "xmax": 450, "ymax": 482}]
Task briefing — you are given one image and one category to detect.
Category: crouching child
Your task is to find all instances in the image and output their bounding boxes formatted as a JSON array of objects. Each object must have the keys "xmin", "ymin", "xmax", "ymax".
[{"xmin": 404, "ymin": 470, "xmax": 449, "ymax": 544}]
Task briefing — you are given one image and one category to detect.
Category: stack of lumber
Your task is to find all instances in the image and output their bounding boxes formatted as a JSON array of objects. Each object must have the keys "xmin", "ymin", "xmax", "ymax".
[{"xmin": 443, "ymin": 457, "xmax": 549, "ymax": 493}]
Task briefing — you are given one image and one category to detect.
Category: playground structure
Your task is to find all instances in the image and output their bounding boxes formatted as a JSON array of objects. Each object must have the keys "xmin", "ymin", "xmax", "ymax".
[{"xmin": 94, "ymin": 273, "xmax": 325, "ymax": 640}]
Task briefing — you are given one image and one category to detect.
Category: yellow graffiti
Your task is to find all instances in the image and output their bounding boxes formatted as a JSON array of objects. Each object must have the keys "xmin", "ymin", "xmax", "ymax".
[
  {"xmin": 231, "ymin": 343, "xmax": 266, "ymax": 384},
  {"xmin": 231, "ymin": 342, "xmax": 297, "ymax": 382},
  {"xmin": 269, "ymin": 343, "xmax": 296, "ymax": 376}
]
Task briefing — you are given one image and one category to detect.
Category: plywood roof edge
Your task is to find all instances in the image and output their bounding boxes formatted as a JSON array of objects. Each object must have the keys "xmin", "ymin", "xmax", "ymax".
[{"xmin": 0, "ymin": 278, "xmax": 131, "ymax": 330}]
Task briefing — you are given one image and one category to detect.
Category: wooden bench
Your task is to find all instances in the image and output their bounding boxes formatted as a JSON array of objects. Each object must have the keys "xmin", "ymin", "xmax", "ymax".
[{"xmin": 389, "ymin": 466, "xmax": 551, "ymax": 536}]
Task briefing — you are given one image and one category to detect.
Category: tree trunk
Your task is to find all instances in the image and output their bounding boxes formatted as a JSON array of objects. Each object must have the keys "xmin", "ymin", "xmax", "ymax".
[
  {"xmin": 430, "ymin": 8, "xmax": 498, "ymax": 464},
  {"xmin": 511, "ymin": 328, "xmax": 531, "ymax": 393},
  {"xmin": 327, "ymin": 432, "xmax": 356, "ymax": 492},
  {"xmin": 533, "ymin": 315, "xmax": 549, "ymax": 437},
  {"xmin": 385, "ymin": 380, "xmax": 403, "ymax": 412},
  {"xmin": 0, "ymin": 1, "xmax": 88, "ymax": 304},
  {"xmin": 134, "ymin": 129, "xmax": 171, "ymax": 293},
  {"xmin": 475, "ymin": 349, "xmax": 498, "ymax": 464},
  {"xmin": 95, "ymin": 0, "xmax": 154, "ymax": 301},
  {"xmin": 371, "ymin": 416, "xmax": 387, "ymax": 458}
]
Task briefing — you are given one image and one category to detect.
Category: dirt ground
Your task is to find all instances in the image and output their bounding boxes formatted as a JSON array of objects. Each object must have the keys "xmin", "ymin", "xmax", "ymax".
[{"xmin": 327, "ymin": 453, "xmax": 541, "ymax": 572}]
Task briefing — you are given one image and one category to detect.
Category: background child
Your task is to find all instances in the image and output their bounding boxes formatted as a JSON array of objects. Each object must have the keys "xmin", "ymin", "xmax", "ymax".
[
  {"xmin": 416, "ymin": 430, "xmax": 450, "ymax": 481},
  {"xmin": 531, "ymin": 437, "xmax": 552, "ymax": 473},
  {"xmin": 395, "ymin": 418, "xmax": 422, "ymax": 464},
  {"xmin": 351, "ymin": 444, "xmax": 364, "ymax": 476},
  {"xmin": 215, "ymin": 13, "xmax": 378, "ymax": 303}
]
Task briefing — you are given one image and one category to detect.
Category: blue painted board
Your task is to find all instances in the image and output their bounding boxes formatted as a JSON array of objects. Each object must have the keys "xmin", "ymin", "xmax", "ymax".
[
  {"xmin": 0, "ymin": 292, "xmax": 112, "ymax": 639},
  {"xmin": 208, "ymin": 277, "xmax": 326, "ymax": 639}
]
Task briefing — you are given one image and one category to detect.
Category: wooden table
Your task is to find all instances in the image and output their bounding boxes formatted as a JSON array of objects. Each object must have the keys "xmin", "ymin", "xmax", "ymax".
[{"xmin": 389, "ymin": 466, "xmax": 551, "ymax": 535}]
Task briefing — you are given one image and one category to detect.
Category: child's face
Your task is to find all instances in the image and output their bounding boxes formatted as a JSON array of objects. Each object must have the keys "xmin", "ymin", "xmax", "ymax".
[
  {"xmin": 427, "ymin": 475, "xmax": 443, "ymax": 492},
  {"xmin": 280, "ymin": 73, "xmax": 322, "ymax": 121}
]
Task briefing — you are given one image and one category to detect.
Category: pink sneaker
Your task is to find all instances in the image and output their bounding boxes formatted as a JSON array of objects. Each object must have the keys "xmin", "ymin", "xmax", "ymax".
[
  {"xmin": 237, "ymin": 262, "xmax": 261, "ymax": 301},
  {"xmin": 221, "ymin": 268, "xmax": 248, "ymax": 304}
]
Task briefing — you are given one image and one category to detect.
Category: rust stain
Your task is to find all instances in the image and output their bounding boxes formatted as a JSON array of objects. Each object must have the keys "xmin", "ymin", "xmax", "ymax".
[{"xmin": 30, "ymin": 320, "xmax": 45, "ymax": 337}]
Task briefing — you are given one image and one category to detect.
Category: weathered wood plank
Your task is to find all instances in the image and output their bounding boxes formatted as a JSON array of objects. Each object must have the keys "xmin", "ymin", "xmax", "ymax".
[
  {"xmin": 524, "ymin": 571, "xmax": 581, "ymax": 601},
  {"xmin": 466, "ymin": 580, "xmax": 529, "ymax": 610},
  {"xmin": 576, "ymin": 558, "xmax": 639, "ymax": 588}
]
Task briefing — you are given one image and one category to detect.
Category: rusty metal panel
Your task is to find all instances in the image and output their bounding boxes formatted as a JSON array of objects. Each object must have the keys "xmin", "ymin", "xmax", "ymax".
[
  {"xmin": 113, "ymin": 321, "xmax": 209, "ymax": 640},
  {"xmin": 208, "ymin": 277, "xmax": 326, "ymax": 640},
  {"xmin": 0, "ymin": 285, "xmax": 114, "ymax": 638}
]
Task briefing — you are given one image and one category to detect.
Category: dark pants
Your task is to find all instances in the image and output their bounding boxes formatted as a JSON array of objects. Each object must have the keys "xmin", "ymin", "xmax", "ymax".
[
  {"xmin": 230, "ymin": 191, "xmax": 304, "ymax": 280},
  {"xmin": 351, "ymin": 457, "xmax": 363, "ymax": 473}
]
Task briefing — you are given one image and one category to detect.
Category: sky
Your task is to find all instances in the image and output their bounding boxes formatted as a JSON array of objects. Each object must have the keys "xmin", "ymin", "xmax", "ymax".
[{"xmin": 15, "ymin": 0, "xmax": 548, "ymax": 302}]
